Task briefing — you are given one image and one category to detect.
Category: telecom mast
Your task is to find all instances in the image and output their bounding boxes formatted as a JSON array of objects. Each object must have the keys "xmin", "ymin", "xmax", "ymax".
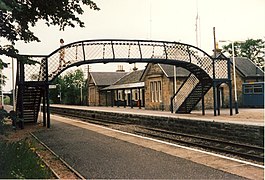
[{"xmin": 195, "ymin": 0, "xmax": 201, "ymax": 48}]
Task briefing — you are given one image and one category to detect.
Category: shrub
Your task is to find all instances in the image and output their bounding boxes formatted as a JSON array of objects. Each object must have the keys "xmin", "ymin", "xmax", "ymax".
[
  {"xmin": 0, "ymin": 140, "xmax": 53, "ymax": 179},
  {"xmin": 0, "ymin": 109, "xmax": 8, "ymax": 134}
]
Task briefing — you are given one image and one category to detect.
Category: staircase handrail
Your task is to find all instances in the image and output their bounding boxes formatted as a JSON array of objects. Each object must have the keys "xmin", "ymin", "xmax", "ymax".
[{"xmin": 170, "ymin": 73, "xmax": 199, "ymax": 113}]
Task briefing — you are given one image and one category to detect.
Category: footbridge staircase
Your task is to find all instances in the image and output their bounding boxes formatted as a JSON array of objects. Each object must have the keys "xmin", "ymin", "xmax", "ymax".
[{"xmin": 15, "ymin": 39, "xmax": 232, "ymax": 128}]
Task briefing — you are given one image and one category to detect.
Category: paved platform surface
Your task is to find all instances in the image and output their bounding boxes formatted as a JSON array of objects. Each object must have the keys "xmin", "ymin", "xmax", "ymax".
[
  {"xmin": 33, "ymin": 115, "xmax": 257, "ymax": 179},
  {"xmin": 51, "ymin": 104, "xmax": 264, "ymax": 126}
]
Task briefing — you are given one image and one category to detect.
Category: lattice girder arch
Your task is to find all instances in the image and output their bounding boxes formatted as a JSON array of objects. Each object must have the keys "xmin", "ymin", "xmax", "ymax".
[
  {"xmin": 16, "ymin": 39, "xmax": 233, "ymax": 129},
  {"xmin": 41, "ymin": 39, "xmax": 229, "ymax": 82}
]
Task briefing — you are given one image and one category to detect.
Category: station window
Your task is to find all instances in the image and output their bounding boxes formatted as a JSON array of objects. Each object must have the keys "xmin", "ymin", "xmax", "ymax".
[
  {"xmin": 244, "ymin": 85, "xmax": 253, "ymax": 94},
  {"xmin": 150, "ymin": 82, "xmax": 154, "ymax": 102},
  {"xmin": 253, "ymin": 85, "xmax": 263, "ymax": 94},
  {"xmin": 150, "ymin": 81, "xmax": 162, "ymax": 102},
  {"xmin": 243, "ymin": 84, "xmax": 263, "ymax": 94}
]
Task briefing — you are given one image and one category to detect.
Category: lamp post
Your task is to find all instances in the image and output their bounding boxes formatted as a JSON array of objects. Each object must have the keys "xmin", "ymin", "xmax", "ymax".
[
  {"xmin": 56, "ymin": 84, "xmax": 62, "ymax": 103},
  {"xmin": 219, "ymin": 40, "xmax": 239, "ymax": 114},
  {"xmin": 79, "ymin": 81, "xmax": 83, "ymax": 105}
]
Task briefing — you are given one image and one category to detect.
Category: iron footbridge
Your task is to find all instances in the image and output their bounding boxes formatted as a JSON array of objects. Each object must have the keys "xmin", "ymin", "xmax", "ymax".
[{"xmin": 15, "ymin": 39, "xmax": 232, "ymax": 128}]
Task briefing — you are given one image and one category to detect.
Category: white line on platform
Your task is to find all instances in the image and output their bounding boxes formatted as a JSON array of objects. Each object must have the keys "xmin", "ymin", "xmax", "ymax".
[{"xmin": 54, "ymin": 115, "xmax": 265, "ymax": 169}]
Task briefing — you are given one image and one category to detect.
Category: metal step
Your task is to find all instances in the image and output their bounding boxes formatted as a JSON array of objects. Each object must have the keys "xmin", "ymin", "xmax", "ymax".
[{"xmin": 16, "ymin": 86, "xmax": 43, "ymax": 123}]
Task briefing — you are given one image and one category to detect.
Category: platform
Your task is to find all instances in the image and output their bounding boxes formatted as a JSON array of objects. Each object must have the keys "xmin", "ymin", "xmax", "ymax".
[
  {"xmin": 50, "ymin": 104, "xmax": 264, "ymax": 126},
  {"xmin": 34, "ymin": 114, "xmax": 263, "ymax": 179}
]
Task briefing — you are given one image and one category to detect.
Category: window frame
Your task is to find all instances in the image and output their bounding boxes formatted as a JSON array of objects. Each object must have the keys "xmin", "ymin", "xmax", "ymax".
[{"xmin": 150, "ymin": 80, "xmax": 162, "ymax": 102}]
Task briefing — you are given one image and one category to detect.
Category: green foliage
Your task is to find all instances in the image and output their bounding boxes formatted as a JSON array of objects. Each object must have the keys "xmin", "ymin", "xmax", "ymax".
[
  {"xmin": 0, "ymin": 72, "xmax": 7, "ymax": 86},
  {"xmin": 0, "ymin": 109, "xmax": 18, "ymax": 134},
  {"xmin": 0, "ymin": 59, "xmax": 8, "ymax": 86},
  {"xmin": 0, "ymin": 140, "xmax": 53, "ymax": 179},
  {"xmin": 0, "ymin": 58, "xmax": 9, "ymax": 69},
  {"xmin": 0, "ymin": 0, "xmax": 100, "ymax": 66},
  {"xmin": 0, "ymin": 108, "xmax": 8, "ymax": 134},
  {"xmin": 0, "ymin": 0, "xmax": 100, "ymax": 44},
  {"xmin": 222, "ymin": 39, "xmax": 265, "ymax": 70},
  {"xmin": 50, "ymin": 69, "xmax": 86, "ymax": 105},
  {"xmin": 63, "ymin": 69, "xmax": 86, "ymax": 105}
]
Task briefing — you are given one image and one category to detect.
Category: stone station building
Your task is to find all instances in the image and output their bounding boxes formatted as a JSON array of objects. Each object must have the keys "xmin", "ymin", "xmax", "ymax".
[{"xmin": 87, "ymin": 57, "xmax": 264, "ymax": 112}]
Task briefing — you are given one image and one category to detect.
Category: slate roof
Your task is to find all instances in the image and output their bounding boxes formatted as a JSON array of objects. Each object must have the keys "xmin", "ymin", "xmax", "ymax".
[
  {"xmin": 233, "ymin": 57, "xmax": 264, "ymax": 77},
  {"xmin": 90, "ymin": 72, "xmax": 127, "ymax": 86},
  {"xmin": 158, "ymin": 64, "xmax": 190, "ymax": 77},
  {"xmin": 101, "ymin": 70, "xmax": 145, "ymax": 90},
  {"xmin": 114, "ymin": 70, "xmax": 145, "ymax": 85},
  {"xmin": 92, "ymin": 57, "xmax": 263, "ymax": 88},
  {"xmin": 157, "ymin": 58, "xmax": 264, "ymax": 79}
]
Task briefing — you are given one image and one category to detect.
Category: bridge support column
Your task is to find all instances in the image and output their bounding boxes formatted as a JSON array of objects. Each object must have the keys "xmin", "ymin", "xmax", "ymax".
[
  {"xmin": 42, "ymin": 89, "xmax": 46, "ymax": 127},
  {"xmin": 170, "ymin": 97, "xmax": 173, "ymax": 113},
  {"xmin": 213, "ymin": 81, "xmax": 217, "ymax": 116},
  {"xmin": 17, "ymin": 59, "xmax": 25, "ymax": 129},
  {"xmin": 44, "ymin": 57, "xmax": 51, "ymax": 128},
  {"xmin": 228, "ymin": 81, "xmax": 233, "ymax": 115},
  {"xmin": 201, "ymin": 83, "xmax": 205, "ymax": 115},
  {"xmin": 46, "ymin": 86, "xmax": 50, "ymax": 128},
  {"xmin": 217, "ymin": 85, "xmax": 221, "ymax": 115}
]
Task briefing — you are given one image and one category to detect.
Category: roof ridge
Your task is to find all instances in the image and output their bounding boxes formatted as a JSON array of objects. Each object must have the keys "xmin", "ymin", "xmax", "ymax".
[
  {"xmin": 112, "ymin": 72, "xmax": 130, "ymax": 85},
  {"xmin": 158, "ymin": 64, "xmax": 169, "ymax": 77}
]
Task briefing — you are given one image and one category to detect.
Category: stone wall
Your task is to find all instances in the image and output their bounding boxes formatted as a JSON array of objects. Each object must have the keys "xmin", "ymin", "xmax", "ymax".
[
  {"xmin": 144, "ymin": 64, "xmax": 167, "ymax": 110},
  {"xmin": 144, "ymin": 64, "xmax": 252, "ymax": 110},
  {"xmin": 50, "ymin": 106, "xmax": 264, "ymax": 147}
]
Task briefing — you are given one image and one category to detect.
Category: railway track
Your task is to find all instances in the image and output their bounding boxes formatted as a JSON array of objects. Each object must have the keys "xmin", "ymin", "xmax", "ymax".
[
  {"xmin": 51, "ymin": 111, "xmax": 264, "ymax": 164},
  {"xmin": 134, "ymin": 127, "xmax": 264, "ymax": 163}
]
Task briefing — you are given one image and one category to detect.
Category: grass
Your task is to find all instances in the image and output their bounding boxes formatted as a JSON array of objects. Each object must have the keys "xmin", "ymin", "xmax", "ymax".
[
  {"xmin": 0, "ymin": 139, "xmax": 54, "ymax": 179},
  {"xmin": 0, "ymin": 109, "xmax": 54, "ymax": 179}
]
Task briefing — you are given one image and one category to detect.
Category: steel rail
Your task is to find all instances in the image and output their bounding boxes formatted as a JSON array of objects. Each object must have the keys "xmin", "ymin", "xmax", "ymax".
[
  {"xmin": 143, "ymin": 127, "xmax": 264, "ymax": 151},
  {"xmin": 134, "ymin": 128, "xmax": 264, "ymax": 163}
]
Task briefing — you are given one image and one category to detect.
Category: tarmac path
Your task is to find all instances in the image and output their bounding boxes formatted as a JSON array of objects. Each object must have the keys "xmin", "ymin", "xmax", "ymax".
[{"xmin": 33, "ymin": 116, "xmax": 248, "ymax": 179}]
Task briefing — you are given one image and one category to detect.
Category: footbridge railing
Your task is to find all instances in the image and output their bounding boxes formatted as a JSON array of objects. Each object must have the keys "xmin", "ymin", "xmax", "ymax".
[
  {"xmin": 20, "ymin": 39, "xmax": 228, "ymax": 82},
  {"xmin": 19, "ymin": 40, "xmax": 228, "ymax": 81},
  {"xmin": 15, "ymin": 39, "xmax": 232, "ymax": 128}
]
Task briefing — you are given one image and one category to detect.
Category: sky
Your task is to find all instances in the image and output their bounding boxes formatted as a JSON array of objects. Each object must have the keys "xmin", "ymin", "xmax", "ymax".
[{"xmin": 1, "ymin": 0, "xmax": 265, "ymax": 91}]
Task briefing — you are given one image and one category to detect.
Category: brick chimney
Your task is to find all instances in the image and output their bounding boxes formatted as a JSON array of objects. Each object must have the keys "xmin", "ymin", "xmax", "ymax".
[{"xmin": 116, "ymin": 65, "xmax": 125, "ymax": 72}]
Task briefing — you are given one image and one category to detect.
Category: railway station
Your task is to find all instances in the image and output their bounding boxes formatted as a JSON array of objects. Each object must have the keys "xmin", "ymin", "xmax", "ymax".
[
  {"xmin": 1, "ymin": 0, "xmax": 265, "ymax": 178},
  {"xmin": 3, "ymin": 39, "xmax": 264, "ymax": 179}
]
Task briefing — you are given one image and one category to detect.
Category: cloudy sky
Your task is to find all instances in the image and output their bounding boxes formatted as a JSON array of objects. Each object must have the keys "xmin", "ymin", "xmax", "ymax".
[{"xmin": 2, "ymin": 0, "xmax": 265, "ymax": 90}]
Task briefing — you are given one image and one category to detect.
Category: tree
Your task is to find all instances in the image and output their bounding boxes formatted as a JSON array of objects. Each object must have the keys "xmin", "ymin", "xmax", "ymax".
[
  {"xmin": 50, "ymin": 69, "xmax": 86, "ymax": 105},
  {"xmin": 222, "ymin": 39, "xmax": 265, "ymax": 70},
  {"xmin": 0, "ymin": 59, "xmax": 8, "ymax": 87},
  {"xmin": 0, "ymin": 0, "xmax": 100, "ymax": 62}
]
